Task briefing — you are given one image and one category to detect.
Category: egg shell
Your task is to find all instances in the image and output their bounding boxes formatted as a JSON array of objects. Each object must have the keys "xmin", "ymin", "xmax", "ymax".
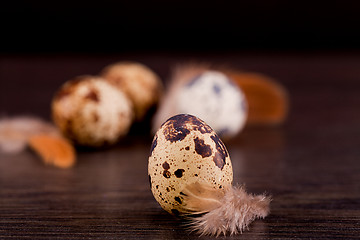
[
  {"xmin": 52, "ymin": 76, "xmax": 133, "ymax": 147},
  {"xmin": 148, "ymin": 114, "xmax": 233, "ymax": 215},
  {"xmin": 176, "ymin": 70, "xmax": 248, "ymax": 139},
  {"xmin": 101, "ymin": 62, "xmax": 163, "ymax": 121}
]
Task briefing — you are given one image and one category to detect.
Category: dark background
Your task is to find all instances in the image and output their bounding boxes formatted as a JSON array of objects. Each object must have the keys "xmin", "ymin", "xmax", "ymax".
[
  {"xmin": 1, "ymin": 0, "xmax": 360, "ymax": 53},
  {"xmin": 1, "ymin": 1, "xmax": 360, "ymax": 239}
]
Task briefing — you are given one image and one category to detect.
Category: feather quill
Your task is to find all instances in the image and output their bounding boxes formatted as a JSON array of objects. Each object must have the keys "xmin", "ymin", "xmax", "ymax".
[{"xmin": 180, "ymin": 182, "xmax": 271, "ymax": 236}]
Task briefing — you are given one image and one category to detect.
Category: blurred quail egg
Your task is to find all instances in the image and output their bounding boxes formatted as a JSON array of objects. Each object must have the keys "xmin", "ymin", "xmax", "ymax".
[
  {"xmin": 101, "ymin": 61, "xmax": 163, "ymax": 121},
  {"xmin": 175, "ymin": 70, "xmax": 248, "ymax": 139},
  {"xmin": 52, "ymin": 75, "xmax": 133, "ymax": 147},
  {"xmin": 148, "ymin": 114, "xmax": 233, "ymax": 215}
]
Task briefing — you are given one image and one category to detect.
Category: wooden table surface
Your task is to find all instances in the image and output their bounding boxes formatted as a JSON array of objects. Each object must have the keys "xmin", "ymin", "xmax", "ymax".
[{"xmin": 1, "ymin": 51, "xmax": 359, "ymax": 239}]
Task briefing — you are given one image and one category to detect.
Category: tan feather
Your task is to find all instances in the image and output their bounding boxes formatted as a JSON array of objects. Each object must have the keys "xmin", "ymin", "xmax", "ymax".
[
  {"xmin": 180, "ymin": 182, "xmax": 225, "ymax": 213},
  {"xmin": 180, "ymin": 182, "xmax": 271, "ymax": 236}
]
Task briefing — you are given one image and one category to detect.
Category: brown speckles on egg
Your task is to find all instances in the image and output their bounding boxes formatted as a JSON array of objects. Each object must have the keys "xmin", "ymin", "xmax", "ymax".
[
  {"xmin": 163, "ymin": 114, "xmax": 213, "ymax": 136},
  {"xmin": 162, "ymin": 161, "xmax": 170, "ymax": 170},
  {"xmin": 85, "ymin": 89, "xmax": 99, "ymax": 102},
  {"xmin": 194, "ymin": 137, "xmax": 212, "ymax": 158},
  {"xmin": 174, "ymin": 196, "xmax": 182, "ymax": 204},
  {"xmin": 189, "ymin": 117, "xmax": 213, "ymax": 134},
  {"xmin": 92, "ymin": 112, "xmax": 99, "ymax": 123},
  {"xmin": 213, "ymin": 152, "xmax": 226, "ymax": 169},
  {"xmin": 210, "ymin": 134, "xmax": 228, "ymax": 169},
  {"xmin": 162, "ymin": 117, "xmax": 190, "ymax": 142},
  {"xmin": 211, "ymin": 134, "xmax": 228, "ymax": 158},
  {"xmin": 163, "ymin": 170, "xmax": 171, "ymax": 178},
  {"xmin": 174, "ymin": 169, "xmax": 185, "ymax": 178},
  {"xmin": 185, "ymin": 146, "xmax": 190, "ymax": 150}
]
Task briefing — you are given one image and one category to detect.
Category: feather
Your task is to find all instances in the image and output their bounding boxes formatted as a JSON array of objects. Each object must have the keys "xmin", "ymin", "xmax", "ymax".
[
  {"xmin": 180, "ymin": 182, "xmax": 271, "ymax": 236},
  {"xmin": 0, "ymin": 116, "xmax": 59, "ymax": 153},
  {"xmin": 28, "ymin": 134, "xmax": 76, "ymax": 168},
  {"xmin": 223, "ymin": 70, "xmax": 289, "ymax": 126},
  {"xmin": 0, "ymin": 116, "xmax": 76, "ymax": 168}
]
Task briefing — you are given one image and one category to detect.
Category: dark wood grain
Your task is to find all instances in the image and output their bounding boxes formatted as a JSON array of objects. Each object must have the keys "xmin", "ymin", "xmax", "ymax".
[{"xmin": 0, "ymin": 52, "xmax": 359, "ymax": 239}]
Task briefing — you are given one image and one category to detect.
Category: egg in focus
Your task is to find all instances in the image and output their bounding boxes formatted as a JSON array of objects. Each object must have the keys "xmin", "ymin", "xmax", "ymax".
[
  {"xmin": 52, "ymin": 75, "xmax": 133, "ymax": 147},
  {"xmin": 148, "ymin": 114, "xmax": 233, "ymax": 215}
]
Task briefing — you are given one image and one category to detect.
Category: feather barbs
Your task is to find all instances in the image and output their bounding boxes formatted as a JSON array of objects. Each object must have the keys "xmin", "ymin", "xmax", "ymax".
[{"xmin": 180, "ymin": 182, "xmax": 271, "ymax": 236}]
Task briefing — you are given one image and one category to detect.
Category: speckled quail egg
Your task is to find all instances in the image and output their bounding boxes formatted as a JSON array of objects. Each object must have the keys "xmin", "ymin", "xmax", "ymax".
[
  {"xmin": 175, "ymin": 71, "xmax": 248, "ymax": 139},
  {"xmin": 148, "ymin": 114, "xmax": 233, "ymax": 215},
  {"xmin": 101, "ymin": 61, "xmax": 163, "ymax": 121},
  {"xmin": 52, "ymin": 75, "xmax": 133, "ymax": 147}
]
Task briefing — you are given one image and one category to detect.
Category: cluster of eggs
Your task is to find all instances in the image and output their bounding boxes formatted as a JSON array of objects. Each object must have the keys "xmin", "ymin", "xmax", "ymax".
[
  {"xmin": 52, "ymin": 62, "xmax": 163, "ymax": 147},
  {"xmin": 52, "ymin": 61, "xmax": 287, "ymax": 148}
]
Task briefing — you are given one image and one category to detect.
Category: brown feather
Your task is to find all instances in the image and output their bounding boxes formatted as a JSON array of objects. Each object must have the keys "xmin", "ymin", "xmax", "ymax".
[{"xmin": 181, "ymin": 182, "xmax": 271, "ymax": 236}]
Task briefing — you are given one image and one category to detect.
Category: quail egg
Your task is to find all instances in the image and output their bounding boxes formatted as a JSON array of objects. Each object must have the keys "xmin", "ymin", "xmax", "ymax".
[
  {"xmin": 52, "ymin": 75, "xmax": 133, "ymax": 147},
  {"xmin": 175, "ymin": 70, "xmax": 248, "ymax": 139},
  {"xmin": 148, "ymin": 114, "xmax": 233, "ymax": 215},
  {"xmin": 101, "ymin": 61, "xmax": 163, "ymax": 121}
]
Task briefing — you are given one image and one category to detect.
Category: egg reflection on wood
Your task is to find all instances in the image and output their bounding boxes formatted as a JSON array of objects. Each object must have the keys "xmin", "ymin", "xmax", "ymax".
[
  {"xmin": 153, "ymin": 67, "xmax": 247, "ymax": 140},
  {"xmin": 52, "ymin": 75, "xmax": 133, "ymax": 147},
  {"xmin": 149, "ymin": 114, "xmax": 270, "ymax": 236}
]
